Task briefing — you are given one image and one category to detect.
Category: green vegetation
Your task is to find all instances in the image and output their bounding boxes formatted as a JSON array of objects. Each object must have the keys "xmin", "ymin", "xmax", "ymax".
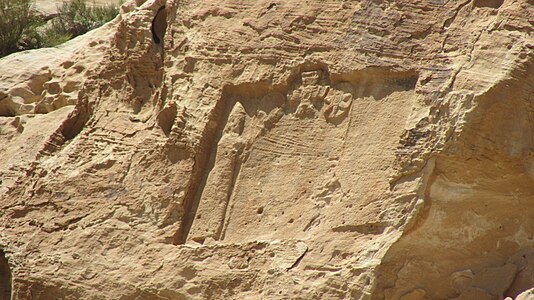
[
  {"xmin": 0, "ymin": 0, "xmax": 34, "ymax": 56},
  {"xmin": 50, "ymin": 0, "xmax": 120, "ymax": 38},
  {"xmin": 0, "ymin": 0, "xmax": 120, "ymax": 58}
]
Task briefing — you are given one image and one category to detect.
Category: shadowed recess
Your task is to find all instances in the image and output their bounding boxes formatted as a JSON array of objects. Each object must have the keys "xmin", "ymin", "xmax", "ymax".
[
  {"xmin": 0, "ymin": 250, "xmax": 11, "ymax": 300},
  {"xmin": 151, "ymin": 6, "xmax": 167, "ymax": 44},
  {"xmin": 473, "ymin": 0, "xmax": 504, "ymax": 8}
]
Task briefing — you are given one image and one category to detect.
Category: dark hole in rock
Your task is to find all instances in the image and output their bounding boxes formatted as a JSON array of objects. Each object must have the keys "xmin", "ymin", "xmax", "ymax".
[
  {"xmin": 473, "ymin": 0, "xmax": 504, "ymax": 8},
  {"xmin": 0, "ymin": 250, "xmax": 11, "ymax": 300},
  {"xmin": 151, "ymin": 6, "xmax": 167, "ymax": 44},
  {"xmin": 157, "ymin": 103, "xmax": 177, "ymax": 136},
  {"xmin": 60, "ymin": 107, "xmax": 89, "ymax": 141},
  {"xmin": 192, "ymin": 237, "xmax": 205, "ymax": 245}
]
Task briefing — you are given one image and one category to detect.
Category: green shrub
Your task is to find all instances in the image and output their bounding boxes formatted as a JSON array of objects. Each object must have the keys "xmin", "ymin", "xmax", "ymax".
[
  {"xmin": 36, "ymin": 27, "xmax": 72, "ymax": 48},
  {"xmin": 0, "ymin": 0, "xmax": 34, "ymax": 56},
  {"xmin": 52, "ymin": 0, "xmax": 120, "ymax": 38},
  {"xmin": 0, "ymin": 0, "xmax": 119, "ymax": 57}
]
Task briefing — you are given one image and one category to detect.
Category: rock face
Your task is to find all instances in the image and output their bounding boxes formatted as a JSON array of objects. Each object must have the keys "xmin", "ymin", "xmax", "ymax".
[{"xmin": 0, "ymin": 0, "xmax": 533, "ymax": 299}]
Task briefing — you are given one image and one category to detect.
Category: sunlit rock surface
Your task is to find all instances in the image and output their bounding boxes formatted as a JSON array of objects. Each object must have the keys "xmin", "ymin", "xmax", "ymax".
[{"xmin": 0, "ymin": 0, "xmax": 533, "ymax": 299}]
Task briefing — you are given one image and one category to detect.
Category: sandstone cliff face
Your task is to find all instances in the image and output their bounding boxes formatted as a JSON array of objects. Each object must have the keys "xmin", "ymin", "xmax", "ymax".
[{"xmin": 0, "ymin": 0, "xmax": 533, "ymax": 299}]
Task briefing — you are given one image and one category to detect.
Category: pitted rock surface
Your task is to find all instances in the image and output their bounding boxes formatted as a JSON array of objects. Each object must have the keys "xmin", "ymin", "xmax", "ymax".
[{"xmin": 0, "ymin": 0, "xmax": 533, "ymax": 299}]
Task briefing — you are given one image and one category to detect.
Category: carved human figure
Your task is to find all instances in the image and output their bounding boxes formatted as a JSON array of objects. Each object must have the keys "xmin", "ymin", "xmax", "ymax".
[{"xmin": 187, "ymin": 102, "xmax": 246, "ymax": 243}]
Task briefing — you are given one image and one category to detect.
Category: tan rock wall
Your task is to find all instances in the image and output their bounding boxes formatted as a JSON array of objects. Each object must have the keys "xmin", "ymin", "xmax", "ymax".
[{"xmin": 0, "ymin": 0, "xmax": 532, "ymax": 299}]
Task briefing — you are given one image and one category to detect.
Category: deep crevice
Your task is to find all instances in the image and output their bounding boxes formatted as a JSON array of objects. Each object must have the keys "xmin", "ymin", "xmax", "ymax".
[
  {"xmin": 0, "ymin": 250, "xmax": 11, "ymax": 300},
  {"xmin": 151, "ymin": 6, "xmax": 167, "ymax": 45}
]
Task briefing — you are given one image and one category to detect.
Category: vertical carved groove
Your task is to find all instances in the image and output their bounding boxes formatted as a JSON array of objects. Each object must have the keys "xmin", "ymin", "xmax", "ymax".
[{"xmin": 172, "ymin": 94, "xmax": 234, "ymax": 245}]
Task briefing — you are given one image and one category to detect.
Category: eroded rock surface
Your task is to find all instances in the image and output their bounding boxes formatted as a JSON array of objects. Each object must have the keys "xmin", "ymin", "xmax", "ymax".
[{"xmin": 0, "ymin": 0, "xmax": 533, "ymax": 299}]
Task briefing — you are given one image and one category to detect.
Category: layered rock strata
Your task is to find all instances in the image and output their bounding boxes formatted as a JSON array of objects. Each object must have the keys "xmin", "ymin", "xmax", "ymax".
[{"xmin": 0, "ymin": 0, "xmax": 533, "ymax": 299}]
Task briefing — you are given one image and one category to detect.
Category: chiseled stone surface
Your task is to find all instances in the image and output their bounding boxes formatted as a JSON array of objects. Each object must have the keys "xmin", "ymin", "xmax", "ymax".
[{"xmin": 0, "ymin": 0, "xmax": 533, "ymax": 299}]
